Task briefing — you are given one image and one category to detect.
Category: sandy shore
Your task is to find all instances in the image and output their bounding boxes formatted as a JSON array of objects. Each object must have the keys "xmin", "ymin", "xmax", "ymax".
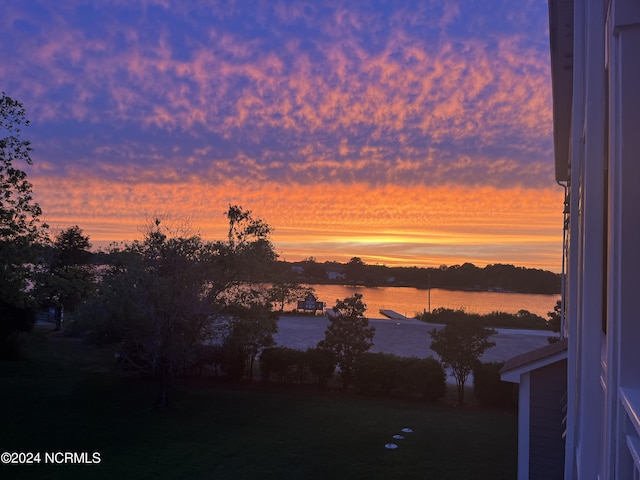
[{"xmin": 274, "ymin": 315, "xmax": 554, "ymax": 364}]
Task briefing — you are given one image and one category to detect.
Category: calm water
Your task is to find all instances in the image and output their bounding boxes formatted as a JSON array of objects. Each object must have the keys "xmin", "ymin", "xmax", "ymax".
[{"xmin": 307, "ymin": 284, "xmax": 559, "ymax": 319}]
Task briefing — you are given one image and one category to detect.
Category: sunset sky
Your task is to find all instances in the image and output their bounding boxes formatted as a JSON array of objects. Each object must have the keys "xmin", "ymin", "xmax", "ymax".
[{"xmin": 1, "ymin": 0, "xmax": 563, "ymax": 271}]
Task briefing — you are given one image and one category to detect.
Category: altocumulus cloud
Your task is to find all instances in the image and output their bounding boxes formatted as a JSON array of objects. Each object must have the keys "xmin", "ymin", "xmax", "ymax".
[{"xmin": 2, "ymin": 0, "xmax": 554, "ymax": 188}]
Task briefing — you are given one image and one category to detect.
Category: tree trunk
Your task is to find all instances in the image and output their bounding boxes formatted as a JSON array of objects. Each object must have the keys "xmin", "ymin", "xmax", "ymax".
[
  {"xmin": 341, "ymin": 369, "xmax": 350, "ymax": 390},
  {"xmin": 456, "ymin": 380, "xmax": 465, "ymax": 405},
  {"xmin": 155, "ymin": 358, "xmax": 171, "ymax": 409},
  {"xmin": 54, "ymin": 305, "xmax": 63, "ymax": 331},
  {"xmin": 248, "ymin": 354, "xmax": 255, "ymax": 382}
]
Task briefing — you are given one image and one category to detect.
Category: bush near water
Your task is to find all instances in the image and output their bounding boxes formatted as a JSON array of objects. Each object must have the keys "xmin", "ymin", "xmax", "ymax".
[{"xmin": 418, "ymin": 307, "xmax": 552, "ymax": 330}]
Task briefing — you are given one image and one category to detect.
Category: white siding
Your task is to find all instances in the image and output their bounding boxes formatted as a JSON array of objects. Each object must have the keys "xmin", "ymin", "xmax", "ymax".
[{"xmin": 562, "ymin": 0, "xmax": 640, "ymax": 478}]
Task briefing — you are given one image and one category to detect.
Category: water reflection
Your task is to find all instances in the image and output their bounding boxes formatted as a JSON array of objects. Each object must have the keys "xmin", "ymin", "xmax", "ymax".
[{"xmin": 306, "ymin": 284, "xmax": 559, "ymax": 319}]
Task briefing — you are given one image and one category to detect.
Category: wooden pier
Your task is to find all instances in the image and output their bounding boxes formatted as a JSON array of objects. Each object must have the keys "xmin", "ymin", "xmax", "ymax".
[{"xmin": 379, "ymin": 310, "xmax": 409, "ymax": 320}]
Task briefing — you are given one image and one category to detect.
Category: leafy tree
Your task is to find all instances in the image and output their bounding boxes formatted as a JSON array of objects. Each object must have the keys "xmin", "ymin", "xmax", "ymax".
[
  {"xmin": 318, "ymin": 293, "xmax": 375, "ymax": 389},
  {"xmin": 35, "ymin": 226, "xmax": 95, "ymax": 330},
  {"xmin": 207, "ymin": 205, "xmax": 277, "ymax": 298},
  {"xmin": 53, "ymin": 225, "xmax": 92, "ymax": 264},
  {"xmin": 300, "ymin": 257, "xmax": 327, "ymax": 281},
  {"xmin": 345, "ymin": 256, "xmax": 366, "ymax": 283},
  {"xmin": 85, "ymin": 223, "xmax": 213, "ymax": 407},
  {"xmin": 218, "ymin": 288, "xmax": 278, "ymax": 382},
  {"xmin": 547, "ymin": 299, "xmax": 562, "ymax": 332},
  {"xmin": 1, "ymin": 93, "xmax": 47, "ymax": 358},
  {"xmin": 206, "ymin": 206, "xmax": 279, "ymax": 381},
  {"xmin": 75, "ymin": 207, "xmax": 277, "ymax": 406},
  {"xmin": 429, "ymin": 321, "xmax": 496, "ymax": 405},
  {"xmin": 0, "ymin": 93, "xmax": 46, "ymax": 244}
]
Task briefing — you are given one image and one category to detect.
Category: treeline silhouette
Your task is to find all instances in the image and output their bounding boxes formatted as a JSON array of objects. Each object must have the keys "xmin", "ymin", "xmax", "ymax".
[{"xmin": 283, "ymin": 258, "xmax": 561, "ymax": 294}]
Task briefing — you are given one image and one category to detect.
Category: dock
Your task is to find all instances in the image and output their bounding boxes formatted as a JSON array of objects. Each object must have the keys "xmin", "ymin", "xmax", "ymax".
[{"xmin": 379, "ymin": 310, "xmax": 409, "ymax": 320}]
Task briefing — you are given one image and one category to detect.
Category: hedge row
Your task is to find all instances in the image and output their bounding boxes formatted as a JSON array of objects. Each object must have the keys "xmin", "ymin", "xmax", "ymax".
[
  {"xmin": 259, "ymin": 346, "xmax": 335, "ymax": 387},
  {"xmin": 354, "ymin": 352, "xmax": 446, "ymax": 402},
  {"xmin": 193, "ymin": 345, "xmax": 515, "ymax": 408},
  {"xmin": 259, "ymin": 348, "xmax": 447, "ymax": 401},
  {"xmin": 472, "ymin": 361, "xmax": 518, "ymax": 408}
]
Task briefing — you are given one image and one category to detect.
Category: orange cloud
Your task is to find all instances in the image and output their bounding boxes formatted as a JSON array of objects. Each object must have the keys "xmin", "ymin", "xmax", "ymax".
[{"xmin": 31, "ymin": 174, "xmax": 563, "ymax": 271}]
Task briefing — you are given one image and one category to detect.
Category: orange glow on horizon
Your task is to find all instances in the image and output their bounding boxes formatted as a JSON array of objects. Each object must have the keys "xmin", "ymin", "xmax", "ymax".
[{"xmin": 32, "ymin": 175, "xmax": 564, "ymax": 272}]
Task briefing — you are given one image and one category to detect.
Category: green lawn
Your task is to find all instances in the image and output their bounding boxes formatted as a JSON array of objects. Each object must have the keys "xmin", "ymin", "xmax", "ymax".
[{"xmin": 0, "ymin": 328, "xmax": 517, "ymax": 479}]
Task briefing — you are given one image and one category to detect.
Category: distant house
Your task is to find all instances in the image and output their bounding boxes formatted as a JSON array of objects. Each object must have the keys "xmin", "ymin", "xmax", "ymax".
[
  {"xmin": 327, "ymin": 270, "xmax": 345, "ymax": 281},
  {"xmin": 297, "ymin": 293, "xmax": 325, "ymax": 313},
  {"xmin": 291, "ymin": 265, "xmax": 304, "ymax": 275}
]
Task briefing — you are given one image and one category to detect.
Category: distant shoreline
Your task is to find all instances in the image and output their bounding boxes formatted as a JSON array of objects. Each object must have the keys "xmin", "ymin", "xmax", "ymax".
[
  {"xmin": 282, "ymin": 260, "xmax": 561, "ymax": 295},
  {"xmin": 302, "ymin": 281, "xmax": 561, "ymax": 295}
]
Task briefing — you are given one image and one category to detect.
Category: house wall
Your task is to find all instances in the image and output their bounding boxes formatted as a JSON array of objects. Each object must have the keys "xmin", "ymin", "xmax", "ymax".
[
  {"xmin": 606, "ymin": 1, "xmax": 640, "ymax": 477},
  {"xmin": 529, "ymin": 360, "xmax": 567, "ymax": 480},
  {"xmin": 558, "ymin": 0, "xmax": 640, "ymax": 478},
  {"xmin": 565, "ymin": 0, "xmax": 607, "ymax": 477}
]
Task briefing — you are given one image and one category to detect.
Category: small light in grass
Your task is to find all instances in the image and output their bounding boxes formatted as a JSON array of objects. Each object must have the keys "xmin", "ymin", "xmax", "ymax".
[
  {"xmin": 401, "ymin": 428, "xmax": 413, "ymax": 433},
  {"xmin": 385, "ymin": 443, "xmax": 398, "ymax": 449}
]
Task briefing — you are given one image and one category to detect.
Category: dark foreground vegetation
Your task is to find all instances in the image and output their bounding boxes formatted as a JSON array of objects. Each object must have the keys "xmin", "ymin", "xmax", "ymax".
[
  {"xmin": 259, "ymin": 347, "xmax": 447, "ymax": 402},
  {"xmin": 0, "ymin": 328, "xmax": 517, "ymax": 480}
]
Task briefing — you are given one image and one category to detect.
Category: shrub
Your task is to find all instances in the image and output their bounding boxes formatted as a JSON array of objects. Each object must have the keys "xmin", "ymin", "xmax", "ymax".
[
  {"xmin": 402, "ymin": 357, "xmax": 447, "ymax": 402},
  {"xmin": 304, "ymin": 347, "xmax": 335, "ymax": 388},
  {"xmin": 220, "ymin": 336, "xmax": 247, "ymax": 382},
  {"xmin": 419, "ymin": 307, "xmax": 551, "ymax": 331},
  {"xmin": 354, "ymin": 352, "xmax": 403, "ymax": 396},
  {"xmin": 473, "ymin": 361, "xmax": 518, "ymax": 408},
  {"xmin": 186, "ymin": 345, "xmax": 224, "ymax": 376},
  {"xmin": 354, "ymin": 353, "xmax": 446, "ymax": 402},
  {"xmin": 259, "ymin": 346, "xmax": 305, "ymax": 384}
]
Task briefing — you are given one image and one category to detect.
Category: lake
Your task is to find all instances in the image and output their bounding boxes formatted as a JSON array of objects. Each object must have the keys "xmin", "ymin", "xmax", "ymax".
[{"xmin": 306, "ymin": 284, "xmax": 560, "ymax": 319}]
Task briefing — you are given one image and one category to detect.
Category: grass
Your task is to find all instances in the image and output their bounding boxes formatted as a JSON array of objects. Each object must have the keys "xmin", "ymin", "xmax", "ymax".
[{"xmin": 0, "ymin": 327, "xmax": 517, "ymax": 479}]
